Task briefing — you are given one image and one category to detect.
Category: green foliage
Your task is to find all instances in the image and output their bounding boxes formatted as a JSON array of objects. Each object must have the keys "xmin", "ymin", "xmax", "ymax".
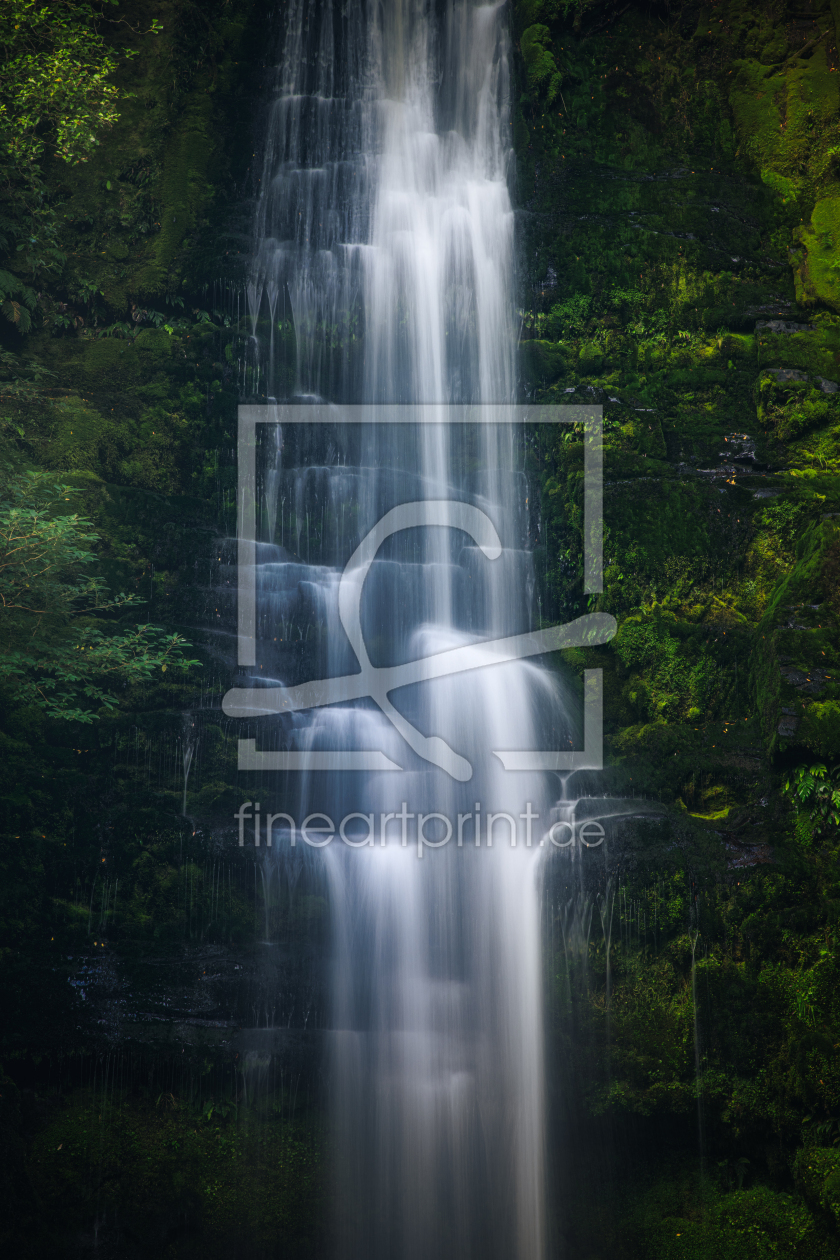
[
  {"xmin": 756, "ymin": 373, "xmax": 840, "ymax": 443},
  {"xmin": 754, "ymin": 497, "xmax": 811, "ymax": 550},
  {"xmin": 545, "ymin": 292, "xmax": 592, "ymax": 339},
  {"xmin": 784, "ymin": 763, "xmax": 840, "ymax": 836},
  {"xmin": 798, "ymin": 702, "xmax": 840, "ymax": 758},
  {"xmin": 597, "ymin": 952, "xmax": 696, "ymax": 1116},
  {"xmin": 0, "ymin": 0, "xmax": 161, "ymax": 169},
  {"xmin": 0, "ymin": 467, "xmax": 198, "ymax": 720},
  {"xmin": 1, "ymin": 468, "xmax": 106, "ymax": 612},
  {"xmin": 515, "ymin": 1, "xmax": 563, "ymax": 34},
  {"xmin": 627, "ymin": 1180, "xmax": 835, "ymax": 1260},
  {"xmin": 0, "ymin": 1, "xmax": 162, "ymax": 296},
  {"xmin": 511, "ymin": 24, "xmax": 840, "ymax": 1250},
  {"xmin": 793, "ymin": 1144, "xmax": 840, "ymax": 1228},
  {"xmin": 520, "ymin": 24, "xmax": 563, "ymax": 104},
  {"xmin": 0, "ymin": 269, "xmax": 38, "ymax": 334},
  {"xmin": 0, "ymin": 0, "xmax": 118, "ymax": 170},
  {"xmin": 21, "ymin": 1088, "xmax": 324, "ymax": 1259},
  {"xmin": 3, "ymin": 621, "xmax": 197, "ymax": 723},
  {"xmin": 0, "ymin": 347, "xmax": 56, "ymax": 392}
]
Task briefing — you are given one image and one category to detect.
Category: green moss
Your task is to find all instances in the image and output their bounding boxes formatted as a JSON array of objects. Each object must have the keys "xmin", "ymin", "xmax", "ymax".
[
  {"xmin": 724, "ymin": 28, "xmax": 840, "ymax": 304},
  {"xmin": 77, "ymin": 335, "xmax": 144, "ymax": 387},
  {"xmin": 521, "ymin": 24, "xmax": 563, "ymax": 104},
  {"xmin": 514, "ymin": 0, "xmax": 562, "ymax": 34},
  {"xmin": 760, "ymin": 168, "xmax": 798, "ymax": 203},
  {"xmin": 42, "ymin": 396, "xmax": 119, "ymax": 474},
  {"xmin": 520, "ymin": 339, "xmax": 572, "ymax": 389},
  {"xmin": 728, "ymin": 60, "xmax": 786, "ymax": 166},
  {"xmin": 798, "ymin": 699, "xmax": 840, "ymax": 754},
  {"xmin": 134, "ymin": 325, "xmax": 175, "ymax": 366},
  {"xmin": 794, "ymin": 195, "xmax": 840, "ymax": 309},
  {"xmin": 134, "ymin": 91, "xmax": 215, "ymax": 295}
]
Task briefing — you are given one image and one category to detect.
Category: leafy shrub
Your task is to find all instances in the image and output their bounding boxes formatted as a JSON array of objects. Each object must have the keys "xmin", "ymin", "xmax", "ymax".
[
  {"xmin": 628, "ymin": 1181, "xmax": 834, "ymax": 1260},
  {"xmin": 0, "ymin": 468, "xmax": 198, "ymax": 720}
]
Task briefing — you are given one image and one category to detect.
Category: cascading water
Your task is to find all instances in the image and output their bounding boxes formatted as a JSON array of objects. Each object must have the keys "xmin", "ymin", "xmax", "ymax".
[{"xmin": 247, "ymin": 3, "xmax": 572, "ymax": 1257}]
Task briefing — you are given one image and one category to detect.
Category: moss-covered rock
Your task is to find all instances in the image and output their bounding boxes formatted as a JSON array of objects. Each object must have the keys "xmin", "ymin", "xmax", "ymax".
[{"xmin": 794, "ymin": 195, "xmax": 840, "ymax": 309}]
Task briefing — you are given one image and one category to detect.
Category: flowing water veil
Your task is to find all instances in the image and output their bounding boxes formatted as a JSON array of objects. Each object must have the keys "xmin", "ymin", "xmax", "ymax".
[{"xmin": 247, "ymin": 4, "xmax": 566, "ymax": 1256}]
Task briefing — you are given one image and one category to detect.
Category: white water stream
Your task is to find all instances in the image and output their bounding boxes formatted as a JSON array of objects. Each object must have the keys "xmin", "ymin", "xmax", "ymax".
[{"xmin": 248, "ymin": 4, "xmax": 567, "ymax": 1256}]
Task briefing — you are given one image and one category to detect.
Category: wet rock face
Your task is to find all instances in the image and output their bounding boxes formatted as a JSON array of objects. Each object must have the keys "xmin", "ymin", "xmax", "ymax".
[
  {"xmin": 512, "ymin": 0, "xmax": 840, "ymax": 775},
  {"xmin": 720, "ymin": 433, "xmax": 758, "ymax": 463},
  {"xmin": 512, "ymin": 30, "xmax": 840, "ymax": 1233},
  {"xmin": 780, "ymin": 663, "xmax": 833, "ymax": 694},
  {"xmin": 778, "ymin": 707, "xmax": 800, "ymax": 739},
  {"xmin": 0, "ymin": 0, "xmax": 330, "ymax": 1133}
]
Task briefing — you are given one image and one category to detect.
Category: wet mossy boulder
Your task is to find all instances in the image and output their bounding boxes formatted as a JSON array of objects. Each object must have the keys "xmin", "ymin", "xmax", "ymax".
[{"xmin": 794, "ymin": 195, "xmax": 840, "ymax": 311}]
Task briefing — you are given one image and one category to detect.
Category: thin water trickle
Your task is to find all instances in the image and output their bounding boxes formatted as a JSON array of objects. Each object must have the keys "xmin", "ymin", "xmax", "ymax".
[
  {"xmin": 690, "ymin": 929, "xmax": 704, "ymax": 1171},
  {"xmin": 598, "ymin": 878, "xmax": 616, "ymax": 1085},
  {"xmin": 180, "ymin": 713, "xmax": 196, "ymax": 819}
]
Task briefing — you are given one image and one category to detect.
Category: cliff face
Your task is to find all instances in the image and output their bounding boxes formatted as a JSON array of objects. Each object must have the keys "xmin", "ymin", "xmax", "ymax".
[
  {"xmin": 0, "ymin": 6, "xmax": 328, "ymax": 1256},
  {"xmin": 0, "ymin": 2, "xmax": 839, "ymax": 1257},
  {"xmin": 514, "ymin": 1, "xmax": 840, "ymax": 1253}
]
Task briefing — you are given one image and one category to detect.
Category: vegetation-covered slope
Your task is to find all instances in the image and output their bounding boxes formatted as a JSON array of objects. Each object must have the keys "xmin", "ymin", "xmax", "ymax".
[{"xmin": 515, "ymin": 0, "xmax": 840, "ymax": 1254}]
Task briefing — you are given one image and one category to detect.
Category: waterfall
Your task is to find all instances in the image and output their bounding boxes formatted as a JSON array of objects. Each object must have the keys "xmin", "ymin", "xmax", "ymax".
[{"xmin": 248, "ymin": 4, "xmax": 565, "ymax": 1257}]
